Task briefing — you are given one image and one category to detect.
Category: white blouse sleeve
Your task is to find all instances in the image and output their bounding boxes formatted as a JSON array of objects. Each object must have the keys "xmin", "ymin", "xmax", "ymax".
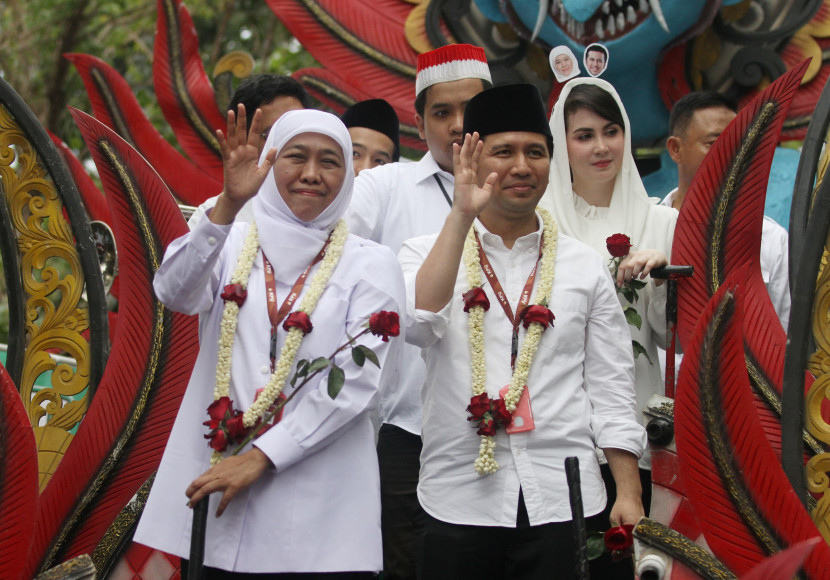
[
  {"xmin": 397, "ymin": 235, "xmax": 451, "ymax": 349},
  {"xmin": 153, "ymin": 218, "xmax": 234, "ymax": 315}
]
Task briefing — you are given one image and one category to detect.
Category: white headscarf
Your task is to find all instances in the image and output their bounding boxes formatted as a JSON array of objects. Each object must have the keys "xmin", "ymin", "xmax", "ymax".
[
  {"xmin": 549, "ymin": 45, "xmax": 580, "ymax": 83},
  {"xmin": 251, "ymin": 109, "xmax": 354, "ymax": 280},
  {"xmin": 539, "ymin": 77, "xmax": 656, "ymax": 258}
]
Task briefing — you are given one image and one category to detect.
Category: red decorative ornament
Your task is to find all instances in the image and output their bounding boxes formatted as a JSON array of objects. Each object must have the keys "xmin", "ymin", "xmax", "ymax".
[
  {"xmin": 606, "ymin": 233, "xmax": 632, "ymax": 258},
  {"xmin": 220, "ymin": 283, "xmax": 248, "ymax": 307},
  {"xmin": 521, "ymin": 305, "xmax": 555, "ymax": 330},
  {"xmin": 462, "ymin": 286, "xmax": 490, "ymax": 312},
  {"xmin": 283, "ymin": 311, "xmax": 313, "ymax": 334},
  {"xmin": 369, "ymin": 311, "xmax": 400, "ymax": 342}
]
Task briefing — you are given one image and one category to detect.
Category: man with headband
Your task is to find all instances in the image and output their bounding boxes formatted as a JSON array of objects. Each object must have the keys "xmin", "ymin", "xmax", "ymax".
[
  {"xmin": 346, "ymin": 43, "xmax": 492, "ymax": 580},
  {"xmin": 398, "ymin": 84, "xmax": 645, "ymax": 578}
]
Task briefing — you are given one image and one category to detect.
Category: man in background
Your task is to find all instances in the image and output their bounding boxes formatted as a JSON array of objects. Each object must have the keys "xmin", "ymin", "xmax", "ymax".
[{"xmin": 342, "ymin": 98, "xmax": 400, "ymax": 174}]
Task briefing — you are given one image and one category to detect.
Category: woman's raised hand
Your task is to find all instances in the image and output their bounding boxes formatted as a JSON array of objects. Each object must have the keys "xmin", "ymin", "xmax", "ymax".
[
  {"xmin": 452, "ymin": 132, "xmax": 496, "ymax": 220},
  {"xmin": 212, "ymin": 105, "xmax": 278, "ymax": 222}
]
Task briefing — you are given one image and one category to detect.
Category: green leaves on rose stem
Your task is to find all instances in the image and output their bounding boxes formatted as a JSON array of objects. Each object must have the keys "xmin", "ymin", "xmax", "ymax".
[
  {"xmin": 586, "ymin": 531, "xmax": 606, "ymax": 560},
  {"xmin": 624, "ymin": 306, "xmax": 642, "ymax": 330},
  {"xmin": 632, "ymin": 340, "xmax": 653, "ymax": 364},
  {"xmin": 291, "ymin": 359, "xmax": 310, "ymax": 386},
  {"xmin": 327, "ymin": 365, "xmax": 345, "ymax": 399},
  {"xmin": 351, "ymin": 345, "xmax": 380, "ymax": 368},
  {"xmin": 307, "ymin": 357, "xmax": 331, "ymax": 373}
]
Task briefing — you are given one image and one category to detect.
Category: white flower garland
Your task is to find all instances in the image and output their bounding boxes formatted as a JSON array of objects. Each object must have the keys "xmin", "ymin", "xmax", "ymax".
[
  {"xmin": 463, "ymin": 209, "xmax": 558, "ymax": 475},
  {"xmin": 211, "ymin": 219, "xmax": 349, "ymax": 464}
]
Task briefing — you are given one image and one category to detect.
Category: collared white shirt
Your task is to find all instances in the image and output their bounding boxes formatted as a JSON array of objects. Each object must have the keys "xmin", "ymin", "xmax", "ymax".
[
  {"xmin": 658, "ymin": 189, "xmax": 791, "ymax": 383},
  {"xmin": 135, "ymin": 218, "xmax": 405, "ymax": 573},
  {"xmin": 347, "ymin": 151, "xmax": 455, "ymax": 435},
  {"xmin": 399, "ymin": 218, "xmax": 646, "ymax": 526}
]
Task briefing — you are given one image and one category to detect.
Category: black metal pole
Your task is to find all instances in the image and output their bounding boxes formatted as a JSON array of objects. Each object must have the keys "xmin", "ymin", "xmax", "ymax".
[
  {"xmin": 188, "ymin": 497, "xmax": 209, "ymax": 580},
  {"xmin": 566, "ymin": 456, "xmax": 590, "ymax": 580}
]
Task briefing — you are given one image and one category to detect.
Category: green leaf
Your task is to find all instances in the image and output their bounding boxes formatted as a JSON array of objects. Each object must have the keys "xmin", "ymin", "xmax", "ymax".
[
  {"xmin": 351, "ymin": 346, "xmax": 366, "ymax": 367},
  {"xmin": 308, "ymin": 357, "xmax": 331, "ymax": 374},
  {"xmin": 357, "ymin": 345, "xmax": 380, "ymax": 368},
  {"xmin": 586, "ymin": 532, "xmax": 607, "ymax": 560},
  {"xmin": 291, "ymin": 359, "xmax": 310, "ymax": 386},
  {"xmin": 620, "ymin": 287, "xmax": 636, "ymax": 303},
  {"xmin": 632, "ymin": 340, "xmax": 652, "ymax": 364},
  {"xmin": 629, "ymin": 278, "xmax": 647, "ymax": 290},
  {"xmin": 624, "ymin": 307, "xmax": 642, "ymax": 330},
  {"xmin": 327, "ymin": 365, "xmax": 345, "ymax": 399}
]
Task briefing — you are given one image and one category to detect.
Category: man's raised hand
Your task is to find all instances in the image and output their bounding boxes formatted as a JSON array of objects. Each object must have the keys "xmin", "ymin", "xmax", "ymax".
[{"xmin": 452, "ymin": 132, "xmax": 496, "ymax": 220}]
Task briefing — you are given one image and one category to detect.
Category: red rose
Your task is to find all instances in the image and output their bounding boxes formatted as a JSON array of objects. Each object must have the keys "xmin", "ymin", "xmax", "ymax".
[
  {"xmin": 225, "ymin": 411, "xmax": 247, "ymax": 443},
  {"xmin": 467, "ymin": 393, "xmax": 491, "ymax": 420},
  {"xmin": 220, "ymin": 283, "xmax": 248, "ymax": 307},
  {"xmin": 283, "ymin": 311, "xmax": 313, "ymax": 334},
  {"xmin": 604, "ymin": 524, "xmax": 635, "ymax": 552},
  {"xmin": 606, "ymin": 234, "xmax": 632, "ymax": 258},
  {"xmin": 477, "ymin": 418, "xmax": 497, "ymax": 437},
  {"xmin": 369, "ymin": 311, "xmax": 400, "ymax": 342},
  {"xmin": 462, "ymin": 287, "xmax": 490, "ymax": 313},
  {"xmin": 205, "ymin": 428, "xmax": 228, "ymax": 452},
  {"xmin": 206, "ymin": 396, "xmax": 232, "ymax": 422},
  {"xmin": 521, "ymin": 305, "xmax": 555, "ymax": 330},
  {"xmin": 491, "ymin": 397, "xmax": 512, "ymax": 425}
]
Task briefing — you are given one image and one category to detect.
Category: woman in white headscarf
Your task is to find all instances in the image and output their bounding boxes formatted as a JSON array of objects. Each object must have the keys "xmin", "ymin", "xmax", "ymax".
[
  {"xmin": 135, "ymin": 107, "xmax": 405, "ymax": 578},
  {"xmin": 539, "ymin": 77, "xmax": 676, "ymax": 506},
  {"xmin": 549, "ymin": 45, "xmax": 580, "ymax": 83}
]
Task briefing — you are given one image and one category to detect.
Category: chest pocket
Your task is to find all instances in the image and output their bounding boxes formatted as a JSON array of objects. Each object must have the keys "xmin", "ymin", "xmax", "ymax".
[{"xmin": 535, "ymin": 292, "xmax": 588, "ymax": 355}]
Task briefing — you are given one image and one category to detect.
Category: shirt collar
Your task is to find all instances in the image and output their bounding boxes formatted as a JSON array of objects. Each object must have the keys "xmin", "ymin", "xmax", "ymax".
[
  {"xmin": 415, "ymin": 150, "xmax": 454, "ymax": 185},
  {"xmin": 473, "ymin": 212, "xmax": 544, "ymax": 253}
]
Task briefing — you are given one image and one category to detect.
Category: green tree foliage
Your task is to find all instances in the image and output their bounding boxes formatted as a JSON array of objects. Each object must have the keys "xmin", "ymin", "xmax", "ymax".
[{"xmin": 0, "ymin": 0, "xmax": 317, "ymax": 151}]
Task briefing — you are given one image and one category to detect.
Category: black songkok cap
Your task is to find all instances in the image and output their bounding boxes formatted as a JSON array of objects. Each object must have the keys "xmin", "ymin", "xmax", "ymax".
[
  {"xmin": 463, "ymin": 84, "xmax": 552, "ymax": 146},
  {"xmin": 341, "ymin": 99, "xmax": 401, "ymax": 161}
]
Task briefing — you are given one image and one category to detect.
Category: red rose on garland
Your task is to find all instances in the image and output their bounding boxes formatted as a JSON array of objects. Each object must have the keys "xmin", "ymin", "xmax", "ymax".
[
  {"xmin": 220, "ymin": 283, "xmax": 248, "ymax": 307},
  {"xmin": 462, "ymin": 287, "xmax": 490, "ymax": 312},
  {"xmin": 521, "ymin": 305, "xmax": 555, "ymax": 330},
  {"xmin": 369, "ymin": 311, "xmax": 400, "ymax": 342},
  {"xmin": 467, "ymin": 393, "xmax": 513, "ymax": 436},
  {"xmin": 606, "ymin": 233, "xmax": 632, "ymax": 258},
  {"xmin": 283, "ymin": 311, "xmax": 313, "ymax": 334}
]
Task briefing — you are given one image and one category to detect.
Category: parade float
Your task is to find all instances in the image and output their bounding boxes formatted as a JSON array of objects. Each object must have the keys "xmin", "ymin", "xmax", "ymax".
[{"xmin": 0, "ymin": 0, "xmax": 829, "ymax": 577}]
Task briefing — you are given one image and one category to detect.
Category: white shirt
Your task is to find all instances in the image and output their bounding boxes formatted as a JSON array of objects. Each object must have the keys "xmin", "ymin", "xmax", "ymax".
[
  {"xmin": 134, "ymin": 218, "xmax": 405, "ymax": 573},
  {"xmin": 346, "ymin": 151, "xmax": 454, "ymax": 435},
  {"xmin": 658, "ymin": 189, "xmax": 791, "ymax": 384},
  {"xmin": 399, "ymin": 219, "xmax": 646, "ymax": 526},
  {"xmin": 187, "ymin": 194, "xmax": 255, "ymax": 229}
]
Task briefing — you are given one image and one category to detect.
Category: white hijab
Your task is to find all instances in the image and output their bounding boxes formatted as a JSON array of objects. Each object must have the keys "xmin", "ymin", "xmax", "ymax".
[
  {"xmin": 251, "ymin": 109, "xmax": 354, "ymax": 280},
  {"xmin": 539, "ymin": 77, "xmax": 656, "ymax": 258}
]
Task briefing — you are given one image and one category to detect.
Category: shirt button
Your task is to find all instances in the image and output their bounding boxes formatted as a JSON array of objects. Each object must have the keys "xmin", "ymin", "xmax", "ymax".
[
  {"xmin": 261, "ymin": 365, "xmax": 270, "ymax": 374},
  {"xmin": 207, "ymin": 236, "xmax": 217, "ymax": 246}
]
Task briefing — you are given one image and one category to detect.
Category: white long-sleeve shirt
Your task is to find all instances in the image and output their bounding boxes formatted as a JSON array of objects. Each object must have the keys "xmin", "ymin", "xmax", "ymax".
[
  {"xmin": 134, "ymin": 218, "xmax": 405, "ymax": 573},
  {"xmin": 346, "ymin": 152, "xmax": 454, "ymax": 435},
  {"xmin": 399, "ymin": 218, "xmax": 646, "ymax": 526}
]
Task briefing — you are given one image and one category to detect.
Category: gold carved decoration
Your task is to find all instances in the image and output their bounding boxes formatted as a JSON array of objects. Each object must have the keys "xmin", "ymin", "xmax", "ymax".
[
  {"xmin": 805, "ymin": 125, "xmax": 830, "ymax": 544},
  {"xmin": 0, "ymin": 102, "xmax": 91, "ymax": 491}
]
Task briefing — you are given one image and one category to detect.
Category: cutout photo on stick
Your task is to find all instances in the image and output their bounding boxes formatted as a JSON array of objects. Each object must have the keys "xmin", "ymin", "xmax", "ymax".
[
  {"xmin": 584, "ymin": 43, "xmax": 609, "ymax": 77},
  {"xmin": 549, "ymin": 45, "xmax": 580, "ymax": 83}
]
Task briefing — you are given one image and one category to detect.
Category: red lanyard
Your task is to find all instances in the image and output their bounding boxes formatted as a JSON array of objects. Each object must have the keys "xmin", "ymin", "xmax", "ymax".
[
  {"xmin": 475, "ymin": 231, "xmax": 542, "ymax": 369},
  {"xmin": 263, "ymin": 237, "xmax": 331, "ymax": 371}
]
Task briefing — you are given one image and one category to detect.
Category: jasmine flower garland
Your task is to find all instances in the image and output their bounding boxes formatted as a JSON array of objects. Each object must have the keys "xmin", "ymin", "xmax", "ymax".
[
  {"xmin": 210, "ymin": 219, "xmax": 349, "ymax": 465},
  {"xmin": 463, "ymin": 209, "xmax": 559, "ymax": 475}
]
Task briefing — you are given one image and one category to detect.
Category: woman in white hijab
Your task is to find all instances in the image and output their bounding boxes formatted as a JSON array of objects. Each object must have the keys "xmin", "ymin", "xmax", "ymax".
[
  {"xmin": 549, "ymin": 45, "xmax": 580, "ymax": 83},
  {"xmin": 135, "ymin": 107, "xmax": 405, "ymax": 578},
  {"xmin": 539, "ymin": 77, "xmax": 676, "ymax": 509}
]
